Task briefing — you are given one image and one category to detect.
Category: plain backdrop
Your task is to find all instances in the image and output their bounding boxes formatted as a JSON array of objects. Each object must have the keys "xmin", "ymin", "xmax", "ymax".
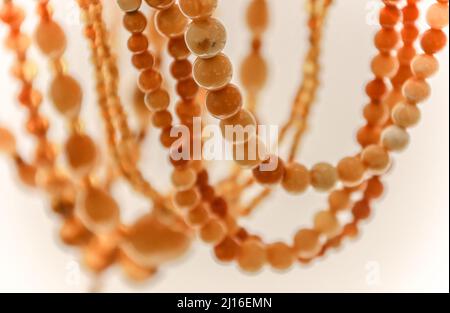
[{"xmin": 0, "ymin": 0, "xmax": 448, "ymax": 292}]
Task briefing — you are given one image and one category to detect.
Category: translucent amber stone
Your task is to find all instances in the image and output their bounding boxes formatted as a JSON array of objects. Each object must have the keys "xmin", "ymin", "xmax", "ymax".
[
  {"xmin": 220, "ymin": 109, "xmax": 256, "ymax": 143},
  {"xmin": 117, "ymin": 0, "xmax": 142, "ymax": 12},
  {"xmin": 214, "ymin": 236, "xmax": 240, "ymax": 263},
  {"xmin": 361, "ymin": 145, "xmax": 391, "ymax": 174},
  {"xmin": 152, "ymin": 110, "xmax": 173, "ymax": 128},
  {"xmin": 266, "ymin": 242, "xmax": 294, "ymax": 271},
  {"xmin": 237, "ymin": 239, "xmax": 266, "ymax": 273},
  {"xmin": 132, "ymin": 51, "xmax": 154, "ymax": 70},
  {"xmin": 185, "ymin": 18, "xmax": 226, "ymax": 58},
  {"xmin": 374, "ymin": 28, "xmax": 399, "ymax": 52},
  {"xmin": 127, "ymin": 33, "xmax": 149, "ymax": 53},
  {"xmin": 421, "ymin": 29, "xmax": 447, "ymax": 54},
  {"xmin": 0, "ymin": 127, "xmax": 16, "ymax": 154},
  {"xmin": 35, "ymin": 21, "xmax": 67, "ymax": 57},
  {"xmin": 145, "ymin": 0, "xmax": 174, "ymax": 9},
  {"xmin": 176, "ymin": 77, "xmax": 199, "ymax": 100},
  {"xmin": 363, "ymin": 102, "xmax": 389, "ymax": 126},
  {"xmin": 392, "ymin": 102, "xmax": 421, "ymax": 128},
  {"xmin": 138, "ymin": 69, "xmax": 162, "ymax": 92},
  {"xmin": 337, "ymin": 157, "xmax": 366, "ymax": 187},
  {"xmin": 122, "ymin": 214, "xmax": 191, "ymax": 267},
  {"xmin": 293, "ymin": 229, "xmax": 321, "ymax": 259},
  {"xmin": 328, "ymin": 190, "xmax": 350, "ymax": 212},
  {"xmin": 240, "ymin": 52, "xmax": 268, "ymax": 93},
  {"xmin": 179, "ymin": 0, "xmax": 217, "ymax": 19},
  {"xmin": 50, "ymin": 75, "xmax": 82, "ymax": 117},
  {"xmin": 77, "ymin": 186, "xmax": 120, "ymax": 233},
  {"xmin": 246, "ymin": 0, "xmax": 269, "ymax": 35},
  {"xmin": 170, "ymin": 59, "xmax": 192, "ymax": 80},
  {"xmin": 382, "ymin": 125, "xmax": 410, "ymax": 151},
  {"xmin": 403, "ymin": 78, "xmax": 431, "ymax": 103},
  {"xmin": 171, "ymin": 167, "xmax": 197, "ymax": 190},
  {"xmin": 314, "ymin": 211, "xmax": 341, "ymax": 239},
  {"xmin": 206, "ymin": 84, "xmax": 243, "ymax": 119},
  {"xmin": 173, "ymin": 188, "xmax": 200, "ymax": 209},
  {"xmin": 310, "ymin": 162, "xmax": 337, "ymax": 192},
  {"xmin": 168, "ymin": 36, "xmax": 191, "ymax": 60},
  {"xmin": 200, "ymin": 218, "xmax": 226, "ymax": 244},
  {"xmin": 65, "ymin": 133, "xmax": 97, "ymax": 173},
  {"xmin": 281, "ymin": 162, "xmax": 310, "ymax": 194},
  {"xmin": 232, "ymin": 136, "xmax": 267, "ymax": 168},
  {"xmin": 371, "ymin": 53, "xmax": 399, "ymax": 78},
  {"xmin": 193, "ymin": 54, "xmax": 233, "ymax": 90},
  {"xmin": 411, "ymin": 54, "xmax": 439, "ymax": 79},
  {"xmin": 123, "ymin": 11, "xmax": 147, "ymax": 33},
  {"xmin": 145, "ymin": 88, "xmax": 170, "ymax": 111},
  {"xmin": 252, "ymin": 155, "xmax": 285, "ymax": 185},
  {"xmin": 426, "ymin": 3, "xmax": 449, "ymax": 29},
  {"xmin": 155, "ymin": 4, "xmax": 188, "ymax": 38},
  {"xmin": 187, "ymin": 204, "xmax": 210, "ymax": 226}
]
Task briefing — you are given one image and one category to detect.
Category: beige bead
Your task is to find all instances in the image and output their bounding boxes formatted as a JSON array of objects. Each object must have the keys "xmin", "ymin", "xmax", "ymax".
[
  {"xmin": 155, "ymin": 4, "xmax": 187, "ymax": 38},
  {"xmin": 266, "ymin": 242, "xmax": 295, "ymax": 271},
  {"xmin": 193, "ymin": 54, "xmax": 233, "ymax": 90},
  {"xmin": 371, "ymin": 53, "xmax": 399, "ymax": 78},
  {"xmin": 144, "ymin": 0, "xmax": 174, "ymax": 10},
  {"xmin": 403, "ymin": 78, "xmax": 431, "ymax": 103},
  {"xmin": 337, "ymin": 157, "xmax": 366, "ymax": 187},
  {"xmin": 426, "ymin": 3, "xmax": 449, "ymax": 29},
  {"xmin": 220, "ymin": 109, "xmax": 257, "ymax": 143},
  {"xmin": 179, "ymin": 0, "xmax": 217, "ymax": 19},
  {"xmin": 237, "ymin": 239, "xmax": 266, "ymax": 273},
  {"xmin": 35, "ymin": 21, "xmax": 67, "ymax": 57},
  {"xmin": 281, "ymin": 162, "xmax": 310, "ymax": 194},
  {"xmin": 50, "ymin": 74, "xmax": 82, "ymax": 117},
  {"xmin": 314, "ymin": 211, "xmax": 341, "ymax": 239},
  {"xmin": 361, "ymin": 145, "xmax": 391, "ymax": 174},
  {"xmin": 0, "ymin": 127, "xmax": 16, "ymax": 154},
  {"xmin": 185, "ymin": 18, "xmax": 226, "ymax": 58},
  {"xmin": 171, "ymin": 167, "xmax": 197, "ymax": 191},
  {"xmin": 117, "ymin": 0, "xmax": 142, "ymax": 12},
  {"xmin": 392, "ymin": 102, "xmax": 421, "ymax": 128},
  {"xmin": 411, "ymin": 54, "xmax": 439, "ymax": 79},
  {"xmin": 294, "ymin": 229, "xmax": 321, "ymax": 259},
  {"xmin": 310, "ymin": 162, "xmax": 337, "ymax": 192},
  {"xmin": 200, "ymin": 218, "xmax": 226, "ymax": 244},
  {"xmin": 382, "ymin": 125, "xmax": 410, "ymax": 152}
]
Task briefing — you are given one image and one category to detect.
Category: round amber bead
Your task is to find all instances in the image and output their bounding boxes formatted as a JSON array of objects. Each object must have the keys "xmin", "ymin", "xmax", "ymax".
[
  {"xmin": 220, "ymin": 109, "xmax": 256, "ymax": 143},
  {"xmin": 382, "ymin": 125, "xmax": 410, "ymax": 151},
  {"xmin": 179, "ymin": 0, "xmax": 217, "ymax": 19},
  {"xmin": 392, "ymin": 102, "xmax": 421, "ymax": 128},
  {"xmin": 294, "ymin": 229, "xmax": 321, "ymax": 260},
  {"xmin": 281, "ymin": 162, "xmax": 310, "ymax": 194},
  {"xmin": 185, "ymin": 18, "xmax": 226, "ymax": 58},
  {"xmin": 0, "ymin": 127, "xmax": 16, "ymax": 154},
  {"xmin": 237, "ymin": 239, "xmax": 266, "ymax": 273},
  {"xmin": 155, "ymin": 4, "xmax": 188, "ymax": 38},
  {"xmin": 314, "ymin": 211, "xmax": 341, "ymax": 239},
  {"xmin": 252, "ymin": 155, "xmax": 285, "ymax": 185},
  {"xmin": 117, "ymin": 0, "xmax": 142, "ymax": 12},
  {"xmin": 65, "ymin": 133, "xmax": 97, "ymax": 173},
  {"xmin": 123, "ymin": 11, "xmax": 147, "ymax": 33},
  {"xmin": 361, "ymin": 145, "xmax": 391, "ymax": 174},
  {"xmin": 310, "ymin": 162, "xmax": 337, "ymax": 192},
  {"xmin": 50, "ymin": 75, "xmax": 82, "ymax": 117},
  {"xmin": 206, "ymin": 84, "xmax": 243, "ymax": 119},
  {"xmin": 144, "ymin": 0, "xmax": 174, "ymax": 10},
  {"xmin": 193, "ymin": 54, "xmax": 233, "ymax": 90},
  {"xmin": 266, "ymin": 242, "xmax": 294, "ymax": 271},
  {"xmin": 337, "ymin": 157, "xmax": 366, "ymax": 187},
  {"xmin": 145, "ymin": 89, "xmax": 170, "ymax": 111},
  {"xmin": 35, "ymin": 20, "xmax": 67, "ymax": 57}
]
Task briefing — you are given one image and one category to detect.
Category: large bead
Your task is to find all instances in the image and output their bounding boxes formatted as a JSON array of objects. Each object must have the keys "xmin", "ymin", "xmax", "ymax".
[{"xmin": 185, "ymin": 18, "xmax": 226, "ymax": 58}]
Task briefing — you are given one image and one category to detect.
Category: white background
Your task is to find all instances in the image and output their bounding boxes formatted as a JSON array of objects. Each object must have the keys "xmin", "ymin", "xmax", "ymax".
[{"xmin": 0, "ymin": 0, "xmax": 448, "ymax": 292}]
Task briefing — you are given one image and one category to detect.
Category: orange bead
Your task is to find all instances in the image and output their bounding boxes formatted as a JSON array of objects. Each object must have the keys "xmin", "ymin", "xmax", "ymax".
[
  {"xmin": 252, "ymin": 155, "xmax": 285, "ymax": 185},
  {"xmin": 382, "ymin": 125, "xmax": 410, "ymax": 151},
  {"xmin": 363, "ymin": 102, "xmax": 389, "ymax": 126},
  {"xmin": 214, "ymin": 236, "xmax": 240, "ymax": 262},
  {"xmin": 118, "ymin": 0, "xmax": 142, "ymax": 12},
  {"xmin": 185, "ymin": 18, "xmax": 226, "ymax": 58},
  {"xmin": 411, "ymin": 54, "xmax": 439, "ymax": 79},
  {"xmin": 145, "ymin": 88, "xmax": 170, "ymax": 111},
  {"xmin": 310, "ymin": 162, "xmax": 337, "ymax": 192},
  {"xmin": 403, "ymin": 78, "xmax": 431, "ymax": 103},
  {"xmin": 246, "ymin": 0, "xmax": 269, "ymax": 35},
  {"xmin": 173, "ymin": 188, "xmax": 200, "ymax": 209},
  {"xmin": 206, "ymin": 84, "xmax": 243, "ymax": 119},
  {"xmin": 123, "ymin": 11, "xmax": 147, "ymax": 33},
  {"xmin": 237, "ymin": 239, "xmax": 266, "ymax": 273},
  {"xmin": 240, "ymin": 52, "xmax": 268, "ymax": 93},
  {"xmin": 35, "ymin": 20, "xmax": 66, "ymax": 57},
  {"xmin": 0, "ymin": 127, "xmax": 16, "ymax": 154},
  {"xmin": 421, "ymin": 29, "xmax": 447, "ymax": 54},
  {"xmin": 193, "ymin": 54, "xmax": 233, "ymax": 90},
  {"xmin": 200, "ymin": 218, "xmax": 226, "ymax": 244},
  {"xmin": 232, "ymin": 136, "xmax": 267, "ymax": 169},
  {"xmin": 337, "ymin": 157, "xmax": 366, "ymax": 187},
  {"xmin": 155, "ymin": 4, "xmax": 187, "ymax": 38},
  {"xmin": 220, "ymin": 109, "xmax": 256, "ymax": 143},
  {"xmin": 314, "ymin": 211, "xmax": 341, "ymax": 239},
  {"xmin": 293, "ymin": 229, "xmax": 321, "ymax": 260},
  {"xmin": 281, "ymin": 162, "xmax": 310, "ymax": 194},
  {"xmin": 168, "ymin": 36, "xmax": 191, "ymax": 60},
  {"xmin": 328, "ymin": 190, "xmax": 350, "ymax": 212},
  {"xmin": 65, "ymin": 133, "xmax": 97, "ymax": 174},
  {"xmin": 144, "ymin": 0, "xmax": 174, "ymax": 10},
  {"xmin": 371, "ymin": 53, "xmax": 399, "ymax": 78},
  {"xmin": 426, "ymin": 3, "xmax": 449, "ymax": 29},
  {"xmin": 132, "ymin": 51, "xmax": 154, "ymax": 70},
  {"xmin": 187, "ymin": 204, "xmax": 210, "ymax": 226},
  {"xmin": 138, "ymin": 69, "xmax": 162, "ymax": 92},
  {"xmin": 50, "ymin": 74, "xmax": 82, "ymax": 117},
  {"xmin": 179, "ymin": 0, "xmax": 217, "ymax": 19},
  {"xmin": 392, "ymin": 102, "xmax": 421, "ymax": 128},
  {"xmin": 127, "ymin": 33, "xmax": 149, "ymax": 53},
  {"xmin": 374, "ymin": 28, "xmax": 399, "ymax": 52},
  {"xmin": 361, "ymin": 145, "xmax": 391, "ymax": 174},
  {"xmin": 266, "ymin": 242, "xmax": 295, "ymax": 271}
]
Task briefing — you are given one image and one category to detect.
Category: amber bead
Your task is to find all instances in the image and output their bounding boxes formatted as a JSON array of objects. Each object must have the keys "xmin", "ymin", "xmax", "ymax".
[
  {"xmin": 173, "ymin": 188, "xmax": 200, "ymax": 209},
  {"xmin": 123, "ymin": 11, "xmax": 147, "ymax": 33},
  {"xmin": 138, "ymin": 69, "xmax": 162, "ymax": 92},
  {"xmin": 421, "ymin": 29, "xmax": 447, "ymax": 54},
  {"xmin": 252, "ymin": 155, "xmax": 285, "ymax": 185},
  {"xmin": 293, "ymin": 229, "xmax": 321, "ymax": 259},
  {"xmin": 214, "ymin": 237, "xmax": 240, "ymax": 263},
  {"xmin": 132, "ymin": 51, "xmax": 154, "ymax": 70},
  {"xmin": 145, "ymin": 88, "xmax": 170, "ymax": 111},
  {"xmin": 155, "ymin": 4, "xmax": 187, "ymax": 38},
  {"xmin": 16, "ymin": 161, "xmax": 37, "ymax": 186},
  {"xmin": 26, "ymin": 115, "xmax": 48, "ymax": 137},
  {"xmin": 185, "ymin": 18, "xmax": 226, "ymax": 58},
  {"xmin": 352, "ymin": 200, "xmax": 371, "ymax": 221},
  {"xmin": 246, "ymin": 0, "xmax": 269, "ymax": 35},
  {"xmin": 281, "ymin": 162, "xmax": 310, "ymax": 194},
  {"xmin": 122, "ymin": 214, "xmax": 191, "ymax": 267},
  {"xmin": 357, "ymin": 125, "xmax": 381, "ymax": 147},
  {"xmin": 411, "ymin": 54, "xmax": 439, "ymax": 79},
  {"xmin": 176, "ymin": 78, "xmax": 199, "ymax": 100},
  {"xmin": 328, "ymin": 190, "xmax": 350, "ymax": 212},
  {"xmin": 171, "ymin": 167, "xmax": 197, "ymax": 190},
  {"xmin": 152, "ymin": 110, "xmax": 173, "ymax": 128},
  {"xmin": 170, "ymin": 59, "xmax": 192, "ymax": 80},
  {"xmin": 365, "ymin": 177, "xmax": 384, "ymax": 200},
  {"xmin": 427, "ymin": 3, "xmax": 449, "ymax": 29},
  {"xmin": 119, "ymin": 253, "xmax": 156, "ymax": 282},
  {"xmin": 374, "ymin": 28, "xmax": 399, "ymax": 52},
  {"xmin": 65, "ymin": 133, "xmax": 97, "ymax": 173},
  {"xmin": 117, "ymin": 0, "xmax": 142, "ymax": 12},
  {"xmin": 403, "ymin": 78, "xmax": 431, "ymax": 103},
  {"xmin": 382, "ymin": 125, "xmax": 410, "ymax": 151},
  {"xmin": 179, "ymin": 0, "xmax": 217, "ymax": 19},
  {"xmin": 366, "ymin": 78, "xmax": 387, "ymax": 101},
  {"xmin": 168, "ymin": 36, "xmax": 191, "ymax": 60},
  {"xmin": 200, "ymin": 218, "xmax": 226, "ymax": 244},
  {"xmin": 240, "ymin": 52, "xmax": 268, "ymax": 93},
  {"xmin": 78, "ymin": 186, "xmax": 120, "ymax": 233},
  {"xmin": 310, "ymin": 162, "xmax": 337, "ymax": 192},
  {"xmin": 379, "ymin": 5, "xmax": 400, "ymax": 28},
  {"xmin": 232, "ymin": 137, "xmax": 267, "ymax": 169},
  {"xmin": 193, "ymin": 54, "xmax": 233, "ymax": 90},
  {"xmin": 266, "ymin": 242, "xmax": 294, "ymax": 271},
  {"xmin": 35, "ymin": 20, "xmax": 67, "ymax": 57},
  {"xmin": 220, "ymin": 109, "xmax": 256, "ymax": 143},
  {"xmin": 371, "ymin": 53, "xmax": 399, "ymax": 78},
  {"xmin": 206, "ymin": 84, "xmax": 243, "ymax": 119},
  {"xmin": 363, "ymin": 102, "xmax": 389, "ymax": 126},
  {"xmin": 314, "ymin": 211, "xmax": 341, "ymax": 239},
  {"xmin": 337, "ymin": 157, "xmax": 366, "ymax": 187},
  {"xmin": 127, "ymin": 33, "xmax": 149, "ymax": 53},
  {"xmin": 361, "ymin": 145, "xmax": 391, "ymax": 174},
  {"xmin": 50, "ymin": 74, "xmax": 82, "ymax": 117},
  {"xmin": 237, "ymin": 239, "xmax": 266, "ymax": 273},
  {"xmin": 392, "ymin": 102, "xmax": 421, "ymax": 128},
  {"xmin": 0, "ymin": 127, "xmax": 16, "ymax": 154},
  {"xmin": 187, "ymin": 204, "xmax": 210, "ymax": 226}
]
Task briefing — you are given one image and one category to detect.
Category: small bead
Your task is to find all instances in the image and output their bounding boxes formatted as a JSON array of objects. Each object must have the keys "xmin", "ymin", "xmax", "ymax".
[
  {"xmin": 193, "ymin": 54, "xmax": 233, "ymax": 90},
  {"xmin": 237, "ymin": 239, "xmax": 266, "ymax": 273},
  {"xmin": 382, "ymin": 125, "xmax": 410, "ymax": 152},
  {"xmin": 152, "ymin": 110, "xmax": 173, "ymax": 128},
  {"xmin": 337, "ymin": 157, "xmax": 366, "ymax": 187},
  {"xmin": 232, "ymin": 136, "xmax": 267, "ymax": 169},
  {"xmin": 363, "ymin": 102, "xmax": 389, "ymax": 126},
  {"xmin": 65, "ymin": 133, "xmax": 97, "ymax": 174},
  {"xmin": 361, "ymin": 145, "xmax": 391, "ymax": 174},
  {"xmin": 171, "ymin": 167, "xmax": 197, "ymax": 190},
  {"xmin": 123, "ymin": 11, "xmax": 147, "ymax": 33},
  {"xmin": 117, "ymin": 0, "xmax": 142, "ymax": 12},
  {"xmin": 281, "ymin": 162, "xmax": 310, "ymax": 194},
  {"xmin": 240, "ymin": 52, "xmax": 268, "ymax": 93},
  {"xmin": 144, "ymin": 0, "xmax": 174, "ymax": 10},
  {"xmin": 379, "ymin": 5, "xmax": 400, "ymax": 28},
  {"xmin": 266, "ymin": 242, "xmax": 295, "ymax": 271},
  {"xmin": 310, "ymin": 162, "xmax": 337, "ymax": 192},
  {"xmin": 35, "ymin": 20, "xmax": 66, "ymax": 57},
  {"xmin": 411, "ymin": 54, "xmax": 439, "ymax": 79},
  {"xmin": 214, "ymin": 237, "xmax": 240, "ymax": 263},
  {"xmin": 392, "ymin": 102, "xmax": 420, "ymax": 129},
  {"xmin": 403, "ymin": 78, "xmax": 431, "ymax": 103},
  {"xmin": 328, "ymin": 190, "xmax": 350, "ymax": 213},
  {"xmin": 179, "ymin": 0, "xmax": 217, "ymax": 19},
  {"xmin": 185, "ymin": 18, "xmax": 226, "ymax": 58},
  {"xmin": 132, "ymin": 51, "xmax": 154, "ymax": 70},
  {"xmin": 371, "ymin": 53, "xmax": 399, "ymax": 78},
  {"xmin": 127, "ymin": 33, "xmax": 149, "ymax": 52},
  {"xmin": 426, "ymin": 3, "xmax": 449, "ymax": 29},
  {"xmin": 314, "ymin": 211, "xmax": 341, "ymax": 239},
  {"xmin": 357, "ymin": 125, "xmax": 382, "ymax": 147},
  {"xmin": 210, "ymin": 197, "xmax": 228, "ymax": 218},
  {"xmin": 50, "ymin": 75, "xmax": 82, "ymax": 117},
  {"xmin": 421, "ymin": 29, "xmax": 447, "ymax": 54},
  {"xmin": 200, "ymin": 218, "xmax": 226, "ymax": 244},
  {"xmin": 59, "ymin": 217, "xmax": 90, "ymax": 246},
  {"xmin": 187, "ymin": 204, "xmax": 210, "ymax": 226},
  {"xmin": 155, "ymin": 4, "xmax": 187, "ymax": 38},
  {"xmin": 174, "ymin": 188, "xmax": 200, "ymax": 209},
  {"xmin": 176, "ymin": 78, "xmax": 199, "ymax": 100},
  {"xmin": 168, "ymin": 36, "xmax": 191, "ymax": 59},
  {"xmin": 206, "ymin": 84, "xmax": 243, "ymax": 119},
  {"xmin": 138, "ymin": 69, "xmax": 162, "ymax": 92},
  {"xmin": 220, "ymin": 109, "xmax": 256, "ymax": 143},
  {"xmin": 145, "ymin": 89, "xmax": 170, "ymax": 111},
  {"xmin": 170, "ymin": 59, "xmax": 192, "ymax": 80},
  {"xmin": 252, "ymin": 155, "xmax": 285, "ymax": 185},
  {"xmin": 0, "ymin": 127, "xmax": 15, "ymax": 154},
  {"xmin": 294, "ymin": 229, "xmax": 321, "ymax": 260}
]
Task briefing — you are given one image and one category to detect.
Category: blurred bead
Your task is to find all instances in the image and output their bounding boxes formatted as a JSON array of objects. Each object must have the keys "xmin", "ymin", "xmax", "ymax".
[
  {"xmin": 246, "ymin": 0, "xmax": 269, "ymax": 35},
  {"xmin": 16, "ymin": 161, "xmax": 37, "ymax": 186},
  {"xmin": 127, "ymin": 33, "xmax": 149, "ymax": 53},
  {"xmin": 206, "ymin": 84, "xmax": 243, "ymax": 119},
  {"xmin": 232, "ymin": 136, "xmax": 267, "ymax": 169},
  {"xmin": 35, "ymin": 20, "xmax": 66, "ymax": 57},
  {"xmin": 155, "ymin": 4, "xmax": 187, "ymax": 38},
  {"xmin": 173, "ymin": 188, "xmax": 200, "ymax": 209},
  {"xmin": 200, "ymin": 218, "xmax": 226, "ymax": 244},
  {"xmin": 214, "ymin": 236, "xmax": 240, "ymax": 262},
  {"xmin": 50, "ymin": 75, "xmax": 82, "ymax": 117},
  {"xmin": 252, "ymin": 155, "xmax": 285, "ymax": 185},
  {"xmin": 337, "ymin": 157, "xmax": 366, "ymax": 187},
  {"xmin": 421, "ymin": 29, "xmax": 447, "ymax": 54},
  {"xmin": 132, "ymin": 51, "xmax": 154, "ymax": 70},
  {"xmin": 310, "ymin": 162, "xmax": 337, "ymax": 192},
  {"xmin": 193, "ymin": 54, "xmax": 233, "ymax": 90},
  {"xmin": 119, "ymin": 252, "xmax": 157, "ymax": 282},
  {"xmin": 328, "ymin": 190, "xmax": 350, "ymax": 212},
  {"xmin": 382, "ymin": 125, "xmax": 410, "ymax": 151},
  {"xmin": 170, "ymin": 59, "xmax": 192, "ymax": 80},
  {"xmin": 426, "ymin": 3, "xmax": 449, "ymax": 29},
  {"xmin": 237, "ymin": 239, "xmax": 266, "ymax": 273},
  {"xmin": 361, "ymin": 145, "xmax": 391, "ymax": 174},
  {"xmin": 0, "ymin": 127, "xmax": 16, "ymax": 154},
  {"xmin": 186, "ymin": 18, "xmax": 226, "ymax": 58},
  {"xmin": 266, "ymin": 242, "xmax": 294, "ymax": 271},
  {"xmin": 314, "ymin": 211, "xmax": 341, "ymax": 239},
  {"xmin": 281, "ymin": 162, "xmax": 310, "ymax": 194},
  {"xmin": 403, "ymin": 78, "xmax": 431, "ymax": 103},
  {"xmin": 117, "ymin": 0, "xmax": 142, "ymax": 12},
  {"xmin": 187, "ymin": 204, "xmax": 210, "ymax": 226},
  {"xmin": 294, "ymin": 229, "xmax": 321, "ymax": 260},
  {"xmin": 241, "ymin": 52, "xmax": 268, "ymax": 93},
  {"xmin": 152, "ymin": 110, "xmax": 172, "ymax": 128},
  {"xmin": 171, "ymin": 167, "xmax": 197, "ymax": 191},
  {"xmin": 220, "ymin": 109, "xmax": 256, "ymax": 143},
  {"xmin": 65, "ymin": 133, "xmax": 97, "ymax": 173},
  {"xmin": 411, "ymin": 54, "xmax": 439, "ymax": 79},
  {"xmin": 60, "ymin": 217, "xmax": 91, "ymax": 246},
  {"xmin": 392, "ymin": 102, "xmax": 421, "ymax": 128},
  {"xmin": 374, "ymin": 28, "xmax": 399, "ymax": 52},
  {"xmin": 176, "ymin": 77, "xmax": 199, "ymax": 100},
  {"xmin": 363, "ymin": 102, "xmax": 389, "ymax": 126},
  {"xmin": 168, "ymin": 36, "xmax": 191, "ymax": 60}
]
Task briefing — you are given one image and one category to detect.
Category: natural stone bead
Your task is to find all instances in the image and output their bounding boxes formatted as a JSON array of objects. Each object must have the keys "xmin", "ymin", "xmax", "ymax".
[
  {"xmin": 361, "ymin": 145, "xmax": 391, "ymax": 174},
  {"xmin": 426, "ymin": 2, "xmax": 449, "ymax": 29},
  {"xmin": 281, "ymin": 162, "xmax": 310, "ymax": 194},
  {"xmin": 363, "ymin": 102, "xmax": 389, "ymax": 126},
  {"xmin": 170, "ymin": 59, "xmax": 192, "ymax": 80},
  {"xmin": 132, "ymin": 51, "xmax": 154, "ymax": 70},
  {"xmin": 314, "ymin": 211, "xmax": 341, "ymax": 239},
  {"xmin": 411, "ymin": 54, "xmax": 439, "ymax": 79},
  {"xmin": 337, "ymin": 157, "xmax": 366, "ymax": 187},
  {"xmin": 119, "ymin": 253, "xmax": 156, "ymax": 282},
  {"xmin": 155, "ymin": 4, "xmax": 187, "ymax": 38},
  {"xmin": 206, "ymin": 84, "xmax": 243, "ymax": 119},
  {"xmin": 138, "ymin": 69, "xmax": 162, "ymax": 92},
  {"xmin": 50, "ymin": 74, "xmax": 82, "ymax": 117},
  {"xmin": 252, "ymin": 155, "xmax": 285, "ymax": 185},
  {"xmin": 144, "ymin": 0, "xmax": 174, "ymax": 10},
  {"xmin": 240, "ymin": 52, "xmax": 268, "ymax": 93},
  {"xmin": 0, "ymin": 127, "xmax": 16, "ymax": 154},
  {"xmin": 127, "ymin": 33, "xmax": 149, "ymax": 53},
  {"xmin": 237, "ymin": 239, "xmax": 266, "ymax": 273},
  {"xmin": 200, "ymin": 218, "xmax": 226, "ymax": 244},
  {"xmin": 328, "ymin": 190, "xmax": 350, "ymax": 212},
  {"xmin": 382, "ymin": 125, "xmax": 410, "ymax": 152},
  {"xmin": 65, "ymin": 133, "xmax": 97, "ymax": 174},
  {"xmin": 214, "ymin": 236, "xmax": 240, "ymax": 263},
  {"xmin": 374, "ymin": 28, "xmax": 400, "ymax": 52},
  {"xmin": 117, "ymin": 0, "xmax": 142, "ymax": 12},
  {"xmin": 266, "ymin": 242, "xmax": 295, "ymax": 271},
  {"xmin": 220, "ymin": 109, "xmax": 256, "ymax": 143},
  {"xmin": 193, "ymin": 53, "xmax": 233, "ymax": 90},
  {"xmin": 123, "ymin": 11, "xmax": 147, "ymax": 33},
  {"xmin": 35, "ymin": 20, "xmax": 66, "ymax": 57},
  {"xmin": 187, "ymin": 204, "xmax": 210, "ymax": 226},
  {"xmin": 392, "ymin": 102, "xmax": 421, "ymax": 128},
  {"xmin": 176, "ymin": 77, "xmax": 199, "ymax": 100},
  {"xmin": 168, "ymin": 36, "xmax": 191, "ymax": 60},
  {"xmin": 173, "ymin": 188, "xmax": 200, "ymax": 209},
  {"xmin": 421, "ymin": 29, "xmax": 447, "ymax": 54},
  {"xmin": 186, "ymin": 18, "xmax": 226, "ymax": 58},
  {"xmin": 179, "ymin": 0, "xmax": 217, "ymax": 19},
  {"xmin": 171, "ymin": 167, "xmax": 197, "ymax": 191},
  {"xmin": 78, "ymin": 186, "xmax": 120, "ymax": 234},
  {"xmin": 371, "ymin": 53, "xmax": 399, "ymax": 78},
  {"xmin": 358, "ymin": 125, "xmax": 382, "ymax": 147},
  {"xmin": 294, "ymin": 229, "xmax": 321, "ymax": 260},
  {"xmin": 403, "ymin": 78, "xmax": 431, "ymax": 103},
  {"xmin": 246, "ymin": 0, "xmax": 269, "ymax": 35},
  {"xmin": 232, "ymin": 136, "xmax": 267, "ymax": 169},
  {"xmin": 145, "ymin": 89, "xmax": 170, "ymax": 111},
  {"xmin": 310, "ymin": 162, "xmax": 337, "ymax": 192},
  {"xmin": 17, "ymin": 161, "xmax": 37, "ymax": 186}
]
